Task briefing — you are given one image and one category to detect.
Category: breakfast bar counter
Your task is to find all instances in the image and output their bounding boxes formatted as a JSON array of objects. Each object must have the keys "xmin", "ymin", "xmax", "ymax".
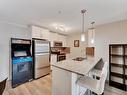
[{"xmin": 51, "ymin": 57, "xmax": 101, "ymax": 95}]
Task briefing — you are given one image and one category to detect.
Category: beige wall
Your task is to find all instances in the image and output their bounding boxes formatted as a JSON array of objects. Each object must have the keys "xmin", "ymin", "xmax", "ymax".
[
  {"xmin": 66, "ymin": 32, "xmax": 88, "ymax": 58},
  {"xmin": 0, "ymin": 22, "xmax": 31, "ymax": 80},
  {"xmin": 95, "ymin": 20, "xmax": 127, "ymax": 62}
]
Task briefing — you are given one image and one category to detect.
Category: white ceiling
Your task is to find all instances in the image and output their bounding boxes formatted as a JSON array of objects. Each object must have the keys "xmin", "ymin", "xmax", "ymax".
[{"xmin": 0, "ymin": 0, "xmax": 127, "ymax": 34}]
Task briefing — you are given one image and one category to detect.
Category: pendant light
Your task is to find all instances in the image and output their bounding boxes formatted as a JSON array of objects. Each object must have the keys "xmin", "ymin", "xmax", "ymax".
[
  {"xmin": 90, "ymin": 22, "xmax": 95, "ymax": 44},
  {"xmin": 81, "ymin": 9, "xmax": 87, "ymax": 42}
]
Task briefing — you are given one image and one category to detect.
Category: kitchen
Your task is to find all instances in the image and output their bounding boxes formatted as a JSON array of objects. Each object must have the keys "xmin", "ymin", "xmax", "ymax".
[
  {"xmin": 0, "ymin": 0, "xmax": 127, "ymax": 95},
  {"xmin": 9, "ymin": 25, "xmax": 72, "ymax": 88},
  {"xmin": 0, "ymin": 24, "xmax": 97, "ymax": 95},
  {"xmin": 32, "ymin": 25, "xmax": 70, "ymax": 62}
]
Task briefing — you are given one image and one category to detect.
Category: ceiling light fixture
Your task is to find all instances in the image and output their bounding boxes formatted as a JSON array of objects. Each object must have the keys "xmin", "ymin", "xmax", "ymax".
[
  {"xmin": 54, "ymin": 10, "xmax": 66, "ymax": 32},
  {"xmin": 55, "ymin": 24, "xmax": 65, "ymax": 32},
  {"xmin": 52, "ymin": 23, "xmax": 71, "ymax": 32},
  {"xmin": 81, "ymin": 9, "xmax": 87, "ymax": 42}
]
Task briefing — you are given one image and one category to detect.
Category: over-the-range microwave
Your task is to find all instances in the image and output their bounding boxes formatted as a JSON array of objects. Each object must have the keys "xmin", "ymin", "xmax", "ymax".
[{"xmin": 53, "ymin": 41, "xmax": 63, "ymax": 47}]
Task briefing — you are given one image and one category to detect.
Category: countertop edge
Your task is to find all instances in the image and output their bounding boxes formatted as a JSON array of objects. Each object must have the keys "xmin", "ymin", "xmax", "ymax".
[{"xmin": 52, "ymin": 64, "xmax": 84, "ymax": 76}]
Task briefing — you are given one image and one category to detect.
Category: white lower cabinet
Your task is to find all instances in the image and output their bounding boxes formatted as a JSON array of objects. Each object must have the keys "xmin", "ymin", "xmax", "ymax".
[
  {"xmin": 66, "ymin": 54, "xmax": 70, "ymax": 59},
  {"xmin": 50, "ymin": 54, "xmax": 57, "ymax": 70},
  {"xmin": 52, "ymin": 66, "xmax": 82, "ymax": 95}
]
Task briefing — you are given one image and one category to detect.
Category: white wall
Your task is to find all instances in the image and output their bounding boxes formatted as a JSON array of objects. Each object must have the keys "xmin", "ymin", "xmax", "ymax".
[
  {"xmin": 66, "ymin": 32, "xmax": 88, "ymax": 58},
  {"xmin": 95, "ymin": 20, "xmax": 127, "ymax": 62},
  {"xmin": 0, "ymin": 22, "xmax": 31, "ymax": 80}
]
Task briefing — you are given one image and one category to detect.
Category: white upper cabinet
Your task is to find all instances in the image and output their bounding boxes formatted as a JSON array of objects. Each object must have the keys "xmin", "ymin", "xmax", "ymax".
[
  {"xmin": 49, "ymin": 33, "xmax": 67, "ymax": 47},
  {"xmin": 31, "ymin": 26, "xmax": 50, "ymax": 40},
  {"xmin": 32, "ymin": 26, "xmax": 41, "ymax": 38},
  {"xmin": 50, "ymin": 32, "xmax": 59, "ymax": 41},
  {"xmin": 41, "ymin": 28, "xmax": 50, "ymax": 40},
  {"xmin": 58, "ymin": 34, "xmax": 67, "ymax": 47},
  {"xmin": 49, "ymin": 32, "xmax": 58, "ymax": 47},
  {"xmin": 31, "ymin": 25, "xmax": 67, "ymax": 47}
]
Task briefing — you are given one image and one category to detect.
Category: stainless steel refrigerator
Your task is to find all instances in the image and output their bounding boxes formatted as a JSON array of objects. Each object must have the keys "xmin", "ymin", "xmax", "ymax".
[{"xmin": 32, "ymin": 39, "xmax": 50, "ymax": 79}]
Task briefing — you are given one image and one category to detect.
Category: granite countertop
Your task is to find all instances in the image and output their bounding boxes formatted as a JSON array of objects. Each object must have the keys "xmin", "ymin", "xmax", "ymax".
[{"xmin": 52, "ymin": 57, "xmax": 101, "ymax": 76}]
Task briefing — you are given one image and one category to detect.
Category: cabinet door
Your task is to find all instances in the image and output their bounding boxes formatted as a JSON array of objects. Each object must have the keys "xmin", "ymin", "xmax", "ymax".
[
  {"xmin": 32, "ymin": 26, "xmax": 50, "ymax": 40},
  {"xmin": 62, "ymin": 35, "xmax": 67, "ymax": 47},
  {"xmin": 57, "ymin": 34, "xmax": 67, "ymax": 47},
  {"xmin": 40, "ymin": 28, "xmax": 50, "ymax": 40},
  {"xmin": 32, "ymin": 26, "xmax": 41, "ymax": 38},
  {"xmin": 66, "ymin": 54, "xmax": 70, "ymax": 59},
  {"xmin": 49, "ymin": 32, "xmax": 60, "ymax": 47},
  {"xmin": 51, "ymin": 55, "xmax": 57, "ymax": 64},
  {"xmin": 50, "ymin": 54, "xmax": 57, "ymax": 70}
]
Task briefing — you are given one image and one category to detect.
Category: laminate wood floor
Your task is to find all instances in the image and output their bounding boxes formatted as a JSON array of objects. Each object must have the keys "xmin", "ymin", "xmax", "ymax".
[{"xmin": 3, "ymin": 75, "xmax": 127, "ymax": 95}]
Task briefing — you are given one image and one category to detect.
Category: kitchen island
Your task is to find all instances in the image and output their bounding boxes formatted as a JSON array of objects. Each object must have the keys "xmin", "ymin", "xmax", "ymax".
[{"xmin": 51, "ymin": 57, "xmax": 101, "ymax": 95}]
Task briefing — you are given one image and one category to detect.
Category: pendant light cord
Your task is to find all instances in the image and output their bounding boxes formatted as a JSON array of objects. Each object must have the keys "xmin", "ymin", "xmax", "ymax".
[{"xmin": 82, "ymin": 11, "xmax": 85, "ymax": 33}]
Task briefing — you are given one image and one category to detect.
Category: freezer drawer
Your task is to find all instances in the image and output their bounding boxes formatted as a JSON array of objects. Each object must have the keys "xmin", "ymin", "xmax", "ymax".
[
  {"xmin": 35, "ymin": 66, "xmax": 50, "ymax": 79},
  {"xmin": 35, "ymin": 53, "xmax": 50, "ymax": 68}
]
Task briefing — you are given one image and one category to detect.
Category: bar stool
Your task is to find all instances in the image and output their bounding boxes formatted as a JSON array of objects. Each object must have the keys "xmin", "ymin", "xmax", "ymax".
[
  {"xmin": 89, "ymin": 58, "xmax": 104, "ymax": 79},
  {"xmin": 77, "ymin": 62, "xmax": 108, "ymax": 95}
]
